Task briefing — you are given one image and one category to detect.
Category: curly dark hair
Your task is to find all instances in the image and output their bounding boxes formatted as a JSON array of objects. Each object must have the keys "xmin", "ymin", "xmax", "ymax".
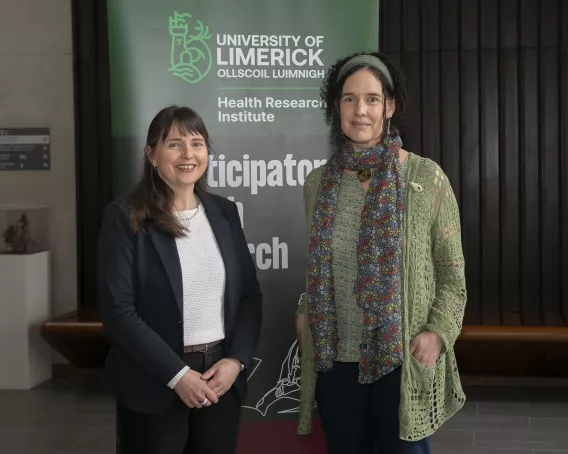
[{"xmin": 320, "ymin": 51, "xmax": 407, "ymax": 149}]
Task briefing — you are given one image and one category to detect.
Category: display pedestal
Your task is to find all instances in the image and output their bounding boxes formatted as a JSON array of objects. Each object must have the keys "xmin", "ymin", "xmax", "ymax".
[{"xmin": 0, "ymin": 251, "xmax": 51, "ymax": 389}]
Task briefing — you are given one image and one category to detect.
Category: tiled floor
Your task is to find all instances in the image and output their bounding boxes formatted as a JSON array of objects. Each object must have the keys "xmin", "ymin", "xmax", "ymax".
[
  {"xmin": 1, "ymin": 375, "xmax": 568, "ymax": 453},
  {"xmin": 0, "ymin": 378, "xmax": 115, "ymax": 454}
]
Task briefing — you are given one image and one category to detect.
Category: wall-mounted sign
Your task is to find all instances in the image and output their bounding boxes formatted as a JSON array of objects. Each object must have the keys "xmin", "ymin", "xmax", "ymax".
[{"xmin": 0, "ymin": 128, "xmax": 50, "ymax": 171}]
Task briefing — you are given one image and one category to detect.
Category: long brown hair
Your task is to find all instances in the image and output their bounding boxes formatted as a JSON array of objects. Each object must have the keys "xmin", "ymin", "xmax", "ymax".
[{"xmin": 129, "ymin": 105, "xmax": 211, "ymax": 237}]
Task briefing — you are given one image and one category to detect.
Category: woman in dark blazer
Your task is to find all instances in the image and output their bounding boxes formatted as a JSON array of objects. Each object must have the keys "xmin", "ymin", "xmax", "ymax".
[{"xmin": 97, "ymin": 105, "xmax": 263, "ymax": 454}]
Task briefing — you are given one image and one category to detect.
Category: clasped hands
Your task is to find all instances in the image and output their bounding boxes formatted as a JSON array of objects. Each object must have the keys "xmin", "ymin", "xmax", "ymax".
[{"xmin": 173, "ymin": 358, "xmax": 241, "ymax": 409}]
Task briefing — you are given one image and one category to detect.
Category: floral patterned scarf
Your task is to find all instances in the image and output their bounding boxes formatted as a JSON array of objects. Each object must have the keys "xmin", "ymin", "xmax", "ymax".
[{"xmin": 307, "ymin": 136, "xmax": 404, "ymax": 383}]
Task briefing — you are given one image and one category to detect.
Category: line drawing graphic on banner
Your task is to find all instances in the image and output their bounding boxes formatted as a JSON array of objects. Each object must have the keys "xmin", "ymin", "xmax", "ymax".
[
  {"xmin": 242, "ymin": 294, "xmax": 304, "ymax": 417},
  {"xmin": 168, "ymin": 12, "xmax": 212, "ymax": 84}
]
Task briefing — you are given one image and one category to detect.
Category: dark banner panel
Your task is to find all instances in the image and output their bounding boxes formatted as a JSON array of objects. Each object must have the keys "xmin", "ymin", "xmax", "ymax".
[{"xmin": 107, "ymin": 0, "xmax": 379, "ymax": 422}]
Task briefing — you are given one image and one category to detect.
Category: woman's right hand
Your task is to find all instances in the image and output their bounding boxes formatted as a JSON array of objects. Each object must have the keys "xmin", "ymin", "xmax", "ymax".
[
  {"xmin": 173, "ymin": 369, "xmax": 219, "ymax": 408},
  {"xmin": 295, "ymin": 313, "xmax": 306, "ymax": 353}
]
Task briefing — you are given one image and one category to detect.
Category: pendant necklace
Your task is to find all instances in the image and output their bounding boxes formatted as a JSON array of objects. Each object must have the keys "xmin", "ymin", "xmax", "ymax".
[{"xmin": 178, "ymin": 197, "xmax": 201, "ymax": 232}]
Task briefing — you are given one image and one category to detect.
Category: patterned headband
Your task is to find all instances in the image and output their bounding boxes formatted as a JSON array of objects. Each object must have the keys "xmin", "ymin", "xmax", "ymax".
[{"xmin": 336, "ymin": 55, "xmax": 394, "ymax": 91}]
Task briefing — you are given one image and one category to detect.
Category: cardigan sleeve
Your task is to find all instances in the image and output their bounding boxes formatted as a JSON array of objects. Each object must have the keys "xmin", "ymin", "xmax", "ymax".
[
  {"xmin": 424, "ymin": 172, "xmax": 467, "ymax": 351},
  {"xmin": 296, "ymin": 167, "xmax": 322, "ymax": 317}
]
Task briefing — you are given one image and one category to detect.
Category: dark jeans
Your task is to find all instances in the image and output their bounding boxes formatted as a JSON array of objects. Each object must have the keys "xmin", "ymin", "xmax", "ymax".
[
  {"xmin": 316, "ymin": 363, "xmax": 430, "ymax": 454},
  {"xmin": 117, "ymin": 344, "xmax": 241, "ymax": 454}
]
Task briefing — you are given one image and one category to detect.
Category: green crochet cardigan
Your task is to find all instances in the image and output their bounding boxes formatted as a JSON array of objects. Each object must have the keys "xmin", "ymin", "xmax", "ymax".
[{"xmin": 296, "ymin": 152, "xmax": 467, "ymax": 441}]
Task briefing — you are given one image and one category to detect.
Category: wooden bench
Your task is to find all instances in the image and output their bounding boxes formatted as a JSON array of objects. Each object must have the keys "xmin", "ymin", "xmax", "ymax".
[
  {"xmin": 459, "ymin": 325, "xmax": 568, "ymax": 343},
  {"xmin": 456, "ymin": 325, "xmax": 568, "ymax": 378},
  {"xmin": 40, "ymin": 310, "xmax": 568, "ymax": 375},
  {"xmin": 41, "ymin": 309, "xmax": 108, "ymax": 369}
]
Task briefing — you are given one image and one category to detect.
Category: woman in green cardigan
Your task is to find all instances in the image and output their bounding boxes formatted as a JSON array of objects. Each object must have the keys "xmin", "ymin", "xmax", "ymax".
[{"xmin": 295, "ymin": 51, "xmax": 467, "ymax": 453}]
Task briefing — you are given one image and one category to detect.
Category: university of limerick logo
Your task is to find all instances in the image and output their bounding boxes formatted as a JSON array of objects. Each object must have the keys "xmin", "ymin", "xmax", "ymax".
[{"xmin": 168, "ymin": 12, "xmax": 212, "ymax": 84}]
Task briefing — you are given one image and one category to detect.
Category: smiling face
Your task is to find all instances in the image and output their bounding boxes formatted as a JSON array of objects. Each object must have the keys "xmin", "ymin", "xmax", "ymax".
[
  {"xmin": 148, "ymin": 125, "xmax": 208, "ymax": 192},
  {"xmin": 339, "ymin": 68, "xmax": 395, "ymax": 151}
]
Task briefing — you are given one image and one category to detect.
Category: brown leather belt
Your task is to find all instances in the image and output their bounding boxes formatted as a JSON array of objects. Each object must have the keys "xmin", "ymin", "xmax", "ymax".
[{"xmin": 183, "ymin": 340, "xmax": 223, "ymax": 353}]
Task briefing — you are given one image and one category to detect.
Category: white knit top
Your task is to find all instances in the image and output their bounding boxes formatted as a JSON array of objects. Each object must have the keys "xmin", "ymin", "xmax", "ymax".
[
  {"xmin": 166, "ymin": 203, "xmax": 227, "ymax": 389},
  {"xmin": 174, "ymin": 204, "xmax": 226, "ymax": 347}
]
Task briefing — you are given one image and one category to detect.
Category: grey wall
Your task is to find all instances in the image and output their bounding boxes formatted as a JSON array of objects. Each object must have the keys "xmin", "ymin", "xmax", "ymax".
[{"xmin": 0, "ymin": 0, "xmax": 77, "ymax": 322}]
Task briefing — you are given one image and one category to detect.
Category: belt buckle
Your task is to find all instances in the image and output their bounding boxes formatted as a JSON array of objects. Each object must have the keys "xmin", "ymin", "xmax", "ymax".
[{"xmin": 203, "ymin": 342, "xmax": 209, "ymax": 352}]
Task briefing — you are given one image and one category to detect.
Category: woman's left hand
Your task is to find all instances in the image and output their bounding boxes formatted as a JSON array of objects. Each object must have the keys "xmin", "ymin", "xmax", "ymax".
[
  {"xmin": 201, "ymin": 358, "xmax": 242, "ymax": 398},
  {"xmin": 409, "ymin": 331, "xmax": 443, "ymax": 367}
]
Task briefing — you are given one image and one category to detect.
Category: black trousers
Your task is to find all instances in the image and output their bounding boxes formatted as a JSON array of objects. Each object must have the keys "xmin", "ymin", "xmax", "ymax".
[
  {"xmin": 117, "ymin": 344, "xmax": 241, "ymax": 454},
  {"xmin": 316, "ymin": 363, "xmax": 431, "ymax": 454}
]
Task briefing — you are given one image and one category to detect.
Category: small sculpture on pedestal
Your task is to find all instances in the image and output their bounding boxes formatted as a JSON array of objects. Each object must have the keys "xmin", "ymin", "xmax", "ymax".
[{"xmin": 2, "ymin": 214, "xmax": 36, "ymax": 254}]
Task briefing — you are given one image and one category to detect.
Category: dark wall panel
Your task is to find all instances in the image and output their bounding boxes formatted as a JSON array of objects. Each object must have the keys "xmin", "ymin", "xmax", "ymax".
[
  {"xmin": 380, "ymin": 0, "xmax": 567, "ymax": 326},
  {"xmin": 562, "ymin": 0, "xmax": 568, "ymax": 324},
  {"xmin": 72, "ymin": 0, "xmax": 113, "ymax": 309}
]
